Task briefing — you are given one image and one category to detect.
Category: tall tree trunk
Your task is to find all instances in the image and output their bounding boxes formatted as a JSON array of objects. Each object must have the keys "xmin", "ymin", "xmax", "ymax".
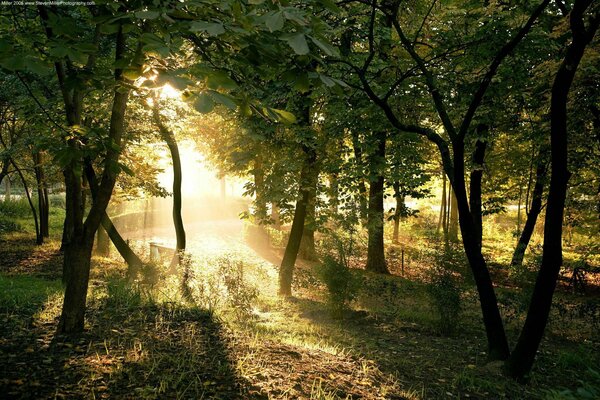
[
  {"xmin": 32, "ymin": 151, "xmax": 49, "ymax": 238},
  {"xmin": 469, "ymin": 132, "xmax": 487, "ymax": 248},
  {"xmin": 351, "ymin": 130, "xmax": 368, "ymax": 222},
  {"xmin": 95, "ymin": 224, "xmax": 110, "ymax": 256},
  {"xmin": 253, "ymin": 157, "xmax": 267, "ymax": 221},
  {"xmin": 153, "ymin": 100, "xmax": 186, "ymax": 266},
  {"xmin": 4, "ymin": 174, "xmax": 10, "ymax": 201},
  {"xmin": 279, "ymin": 144, "xmax": 317, "ymax": 296},
  {"xmin": 299, "ymin": 193, "xmax": 317, "ymax": 260},
  {"xmin": 510, "ymin": 160, "xmax": 547, "ymax": 268},
  {"xmin": 437, "ymin": 170, "xmax": 447, "ymax": 236},
  {"xmin": 450, "ymin": 140, "xmax": 510, "ymax": 361},
  {"xmin": 365, "ymin": 132, "xmax": 389, "ymax": 274},
  {"xmin": 506, "ymin": 2, "xmax": 598, "ymax": 379},
  {"xmin": 271, "ymin": 204, "xmax": 281, "ymax": 229},
  {"xmin": 392, "ymin": 181, "xmax": 403, "ymax": 244},
  {"xmin": 299, "ymin": 165, "xmax": 319, "ymax": 261},
  {"xmin": 11, "ymin": 158, "xmax": 42, "ymax": 245},
  {"xmin": 85, "ymin": 160, "xmax": 144, "ymax": 275},
  {"xmin": 449, "ymin": 188, "xmax": 459, "ymax": 243},
  {"xmin": 57, "ymin": 23, "xmax": 134, "ymax": 334},
  {"xmin": 329, "ymin": 173, "xmax": 339, "ymax": 215}
]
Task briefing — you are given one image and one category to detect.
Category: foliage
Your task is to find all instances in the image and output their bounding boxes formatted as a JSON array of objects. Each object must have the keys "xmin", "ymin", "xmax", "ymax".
[
  {"xmin": 425, "ymin": 244, "xmax": 465, "ymax": 335},
  {"xmin": 315, "ymin": 254, "xmax": 360, "ymax": 318},
  {"xmin": 180, "ymin": 253, "xmax": 258, "ymax": 321},
  {"xmin": 545, "ymin": 369, "xmax": 600, "ymax": 400}
]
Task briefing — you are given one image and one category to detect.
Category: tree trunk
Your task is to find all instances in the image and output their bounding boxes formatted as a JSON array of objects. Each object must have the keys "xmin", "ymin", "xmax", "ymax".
[
  {"xmin": 253, "ymin": 157, "xmax": 267, "ymax": 220},
  {"xmin": 392, "ymin": 181, "xmax": 403, "ymax": 244},
  {"xmin": 95, "ymin": 224, "xmax": 110, "ymax": 257},
  {"xmin": 299, "ymin": 198, "xmax": 317, "ymax": 260},
  {"xmin": 57, "ymin": 24, "xmax": 133, "ymax": 334},
  {"xmin": 506, "ymin": 2, "xmax": 597, "ymax": 379},
  {"xmin": 11, "ymin": 158, "xmax": 42, "ymax": 244},
  {"xmin": 438, "ymin": 170, "xmax": 447, "ymax": 236},
  {"xmin": 469, "ymin": 133, "xmax": 487, "ymax": 248},
  {"xmin": 32, "ymin": 151, "xmax": 49, "ymax": 238},
  {"xmin": 450, "ymin": 141, "xmax": 510, "ymax": 361},
  {"xmin": 271, "ymin": 203, "xmax": 281, "ymax": 229},
  {"xmin": 351, "ymin": 130, "xmax": 368, "ymax": 222},
  {"xmin": 58, "ymin": 240, "xmax": 93, "ymax": 333},
  {"xmin": 449, "ymin": 188, "xmax": 459, "ymax": 243},
  {"xmin": 153, "ymin": 100, "xmax": 186, "ymax": 266},
  {"xmin": 510, "ymin": 160, "xmax": 546, "ymax": 268},
  {"xmin": 365, "ymin": 132, "xmax": 389, "ymax": 274},
  {"xmin": 4, "ymin": 174, "xmax": 10, "ymax": 201},
  {"xmin": 279, "ymin": 145, "xmax": 317, "ymax": 296},
  {"xmin": 299, "ymin": 165, "xmax": 318, "ymax": 261}
]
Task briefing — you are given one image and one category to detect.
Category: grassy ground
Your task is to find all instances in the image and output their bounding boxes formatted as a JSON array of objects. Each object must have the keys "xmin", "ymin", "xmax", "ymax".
[{"xmin": 0, "ymin": 201, "xmax": 599, "ymax": 399}]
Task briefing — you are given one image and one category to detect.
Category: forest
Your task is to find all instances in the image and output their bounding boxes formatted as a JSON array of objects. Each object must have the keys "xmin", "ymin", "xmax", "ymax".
[{"xmin": 0, "ymin": 0, "xmax": 598, "ymax": 399}]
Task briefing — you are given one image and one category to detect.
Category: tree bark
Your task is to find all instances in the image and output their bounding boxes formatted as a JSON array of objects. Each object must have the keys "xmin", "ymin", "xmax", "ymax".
[
  {"xmin": 451, "ymin": 141, "xmax": 510, "ymax": 360},
  {"xmin": 469, "ymin": 132, "xmax": 487, "ymax": 248},
  {"xmin": 153, "ymin": 100, "xmax": 186, "ymax": 266},
  {"xmin": 95, "ymin": 224, "xmax": 110, "ymax": 257},
  {"xmin": 510, "ymin": 160, "xmax": 546, "ymax": 268},
  {"xmin": 365, "ymin": 131, "xmax": 389, "ymax": 274},
  {"xmin": 299, "ymin": 165, "xmax": 318, "ymax": 261},
  {"xmin": 11, "ymin": 158, "xmax": 42, "ymax": 244},
  {"xmin": 32, "ymin": 151, "xmax": 49, "ymax": 238},
  {"xmin": 392, "ymin": 181, "xmax": 403, "ymax": 244},
  {"xmin": 351, "ymin": 130, "xmax": 368, "ymax": 222},
  {"xmin": 57, "ymin": 23, "xmax": 134, "ymax": 334},
  {"xmin": 279, "ymin": 144, "xmax": 317, "ymax": 296},
  {"xmin": 506, "ymin": 1, "xmax": 598, "ymax": 379}
]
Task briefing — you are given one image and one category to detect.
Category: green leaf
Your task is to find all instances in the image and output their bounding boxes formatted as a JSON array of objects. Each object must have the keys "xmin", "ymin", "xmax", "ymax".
[
  {"xmin": 265, "ymin": 11, "xmax": 284, "ymax": 32},
  {"xmin": 273, "ymin": 108, "xmax": 296, "ymax": 124},
  {"xmin": 190, "ymin": 21, "xmax": 225, "ymax": 36},
  {"xmin": 206, "ymin": 71, "xmax": 237, "ymax": 90},
  {"xmin": 194, "ymin": 93, "xmax": 215, "ymax": 113},
  {"xmin": 135, "ymin": 11, "xmax": 160, "ymax": 20},
  {"xmin": 285, "ymin": 33, "xmax": 309, "ymax": 55},
  {"xmin": 210, "ymin": 91, "xmax": 237, "ymax": 110},
  {"xmin": 248, "ymin": 0, "xmax": 265, "ymax": 4},
  {"xmin": 309, "ymin": 36, "xmax": 339, "ymax": 57}
]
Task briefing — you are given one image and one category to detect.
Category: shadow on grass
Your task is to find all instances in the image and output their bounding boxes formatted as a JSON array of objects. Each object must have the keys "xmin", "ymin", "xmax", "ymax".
[{"xmin": 0, "ymin": 278, "xmax": 266, "ymax": 399}]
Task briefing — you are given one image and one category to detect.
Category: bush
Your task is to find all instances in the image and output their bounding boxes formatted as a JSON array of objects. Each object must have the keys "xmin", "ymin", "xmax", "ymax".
[
  {"xmin": 217, "ymin": 256, "xmax": 259, "ymax": 320},
  {"xmin": 545, "ymin": 369, "xmax": 600, "ymax": 400},
  {"xmin": 0, "ymin": 198, "xmax": 30, "ymax": 218},
  {"xmin": 106, "ymin": 277, "xmax": 142, "ymax": 310},
  {"xmin": 0, "ymin": 219, "xmax": 22, "ymax": 233},
  {"xmin": 426, "ymin": 244, "xmax": 464, "ymax": 335},
  {"xmin": 315, "ymin": 255, "xmax": 359, "ymax": 318},
  {"xmin": 180, "ymin": 254, "xmax": 258, "ymax": 321}
]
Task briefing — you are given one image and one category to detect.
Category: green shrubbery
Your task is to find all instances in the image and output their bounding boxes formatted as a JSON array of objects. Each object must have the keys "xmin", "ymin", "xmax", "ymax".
[
  {"xmin": 425, "ymin": 244, "xmax": 465, "ymax": 335},
  {"xmin": 180, "ymin": 253, "xmax": 258, "ymax": 320},
  {"xmin": 315, "ymin": 231, "xmax": 360, "ymax": 318}
]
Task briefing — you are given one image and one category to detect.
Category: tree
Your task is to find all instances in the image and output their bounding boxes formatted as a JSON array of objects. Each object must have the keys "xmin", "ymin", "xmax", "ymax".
[{"xmin": 506, "ymin": 0, "xmax": 599, "ymax": 379}]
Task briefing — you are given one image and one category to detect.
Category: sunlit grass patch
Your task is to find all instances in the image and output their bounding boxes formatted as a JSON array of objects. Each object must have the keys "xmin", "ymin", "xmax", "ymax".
[{"xmin": 0, "ymin": 274, "xmax": 62, "ymax": 313}]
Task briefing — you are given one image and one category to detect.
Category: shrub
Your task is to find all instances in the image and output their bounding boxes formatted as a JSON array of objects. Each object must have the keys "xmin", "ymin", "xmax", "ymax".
[
  {"xmin": 179, "ymin": 254, "xmax": 258, "ymax": 320},
  {"xmin": 545, "ymin": 369, "xmax": 600, "ymax": 400},
  {"xmin": 0, "ymin": 198, "xmax": 30, "ymax": 218},
  {"xmin": 426, "ymin": 244, "xmax": 464, "ymax": 335},
  {"xmin": 315, "ymin": 255, "xmax": 359, "ymax": 318},
  {"xmin": 217, "ymin": 256, "xmax": 259, "ymax": 320},
  {"xmin": 106, "ymin": 276, "xmax": 142, "ymax": 310}
]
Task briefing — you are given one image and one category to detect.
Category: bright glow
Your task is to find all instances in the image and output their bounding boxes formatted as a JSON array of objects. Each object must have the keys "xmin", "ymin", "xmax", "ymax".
[
  {"xmin": 160, "ymin": 83, "xmax": 180, "ymax": 99},
  {"xmin": 156, "ymin": 140, "xmax": 244, "ymax": 198}
]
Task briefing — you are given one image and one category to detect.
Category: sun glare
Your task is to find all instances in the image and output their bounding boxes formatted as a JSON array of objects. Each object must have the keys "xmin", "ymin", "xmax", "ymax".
[{"xmin": 160, "ymin": 83, "xmax": 180, "ymax": 99}]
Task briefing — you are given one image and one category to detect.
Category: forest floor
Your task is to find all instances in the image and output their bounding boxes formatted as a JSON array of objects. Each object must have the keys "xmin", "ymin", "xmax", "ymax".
[{"xmin": 1, "ymin": 229, "xmax": 599, "ymax": 399}]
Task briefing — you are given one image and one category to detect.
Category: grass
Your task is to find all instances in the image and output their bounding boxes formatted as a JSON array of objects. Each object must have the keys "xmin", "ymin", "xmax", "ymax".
[{"xmin": 1, "ymin": 204, "xmax": 599, "ymax": 399}]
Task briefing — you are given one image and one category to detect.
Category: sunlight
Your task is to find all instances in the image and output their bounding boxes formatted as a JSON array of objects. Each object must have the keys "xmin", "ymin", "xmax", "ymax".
[{"xmin": 159, "ymin": 83, "xmax": 180, "ymax": 100}]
